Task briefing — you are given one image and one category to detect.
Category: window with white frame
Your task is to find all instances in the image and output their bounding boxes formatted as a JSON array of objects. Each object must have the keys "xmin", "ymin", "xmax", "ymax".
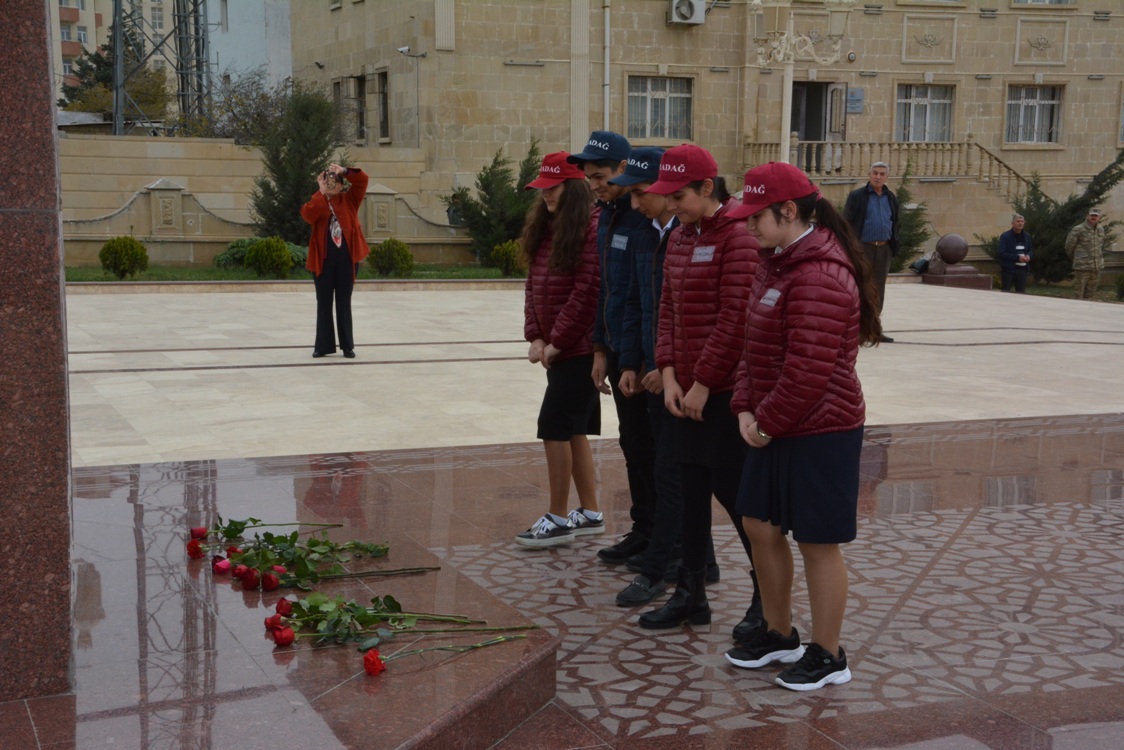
[
  {"xmin": 60, "ymin": 25, "xmax": 72, "ymax": 41},
  {"xmin": 1006, "ymin": 85, "xmax": 1062, "ymax": 144},
  {"xmin": 1013, "ymin": 1, "xmax": 1073, "ymax": 5},
  {"xmin": 627, "ymin": 76, "xmax": 692, "ymax": 140},
  {"xmin": 77, "ymin": 26, "xmax": 88, "ymax": 43},
  {"xmin": 151, "ymin": 1, "xmax": 164, "ymax": 32},
  {"xmin": 896, "ymin": 84, "xmax": 953, "ymax": 142},
  {"xmin": 62, "ymin": 58, "xmax": 74, "ymax": 76}
]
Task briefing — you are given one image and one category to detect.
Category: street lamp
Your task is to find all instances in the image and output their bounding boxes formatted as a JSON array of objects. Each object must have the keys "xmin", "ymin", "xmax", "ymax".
[{"xmin": 751, "ymin": 0, "xmax": 856, "ymax": 164}]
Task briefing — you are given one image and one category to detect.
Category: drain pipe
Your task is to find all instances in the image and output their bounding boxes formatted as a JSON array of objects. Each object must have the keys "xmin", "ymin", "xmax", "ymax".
[{"xmin": 603, "ymin": 0, "xmax": 611, "ymax": 129}]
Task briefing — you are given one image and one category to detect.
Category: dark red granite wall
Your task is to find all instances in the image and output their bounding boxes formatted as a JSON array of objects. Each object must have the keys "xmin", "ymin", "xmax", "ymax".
[{"xmin": 0, "ymin": 0, "xmax": 74, "ymax": 701}]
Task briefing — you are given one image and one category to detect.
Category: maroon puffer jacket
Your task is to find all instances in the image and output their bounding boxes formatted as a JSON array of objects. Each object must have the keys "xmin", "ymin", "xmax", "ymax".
[
  {"xmin": 732, "ymin": 225, "xmax": 865, "ymax": 437},
  {"xmin": 524, "ymin": 210, "xmax": 601, "ymax": 362},
  {"xmin": 656, "ymin": 201, "xmax": 759, "ymax": 393}
]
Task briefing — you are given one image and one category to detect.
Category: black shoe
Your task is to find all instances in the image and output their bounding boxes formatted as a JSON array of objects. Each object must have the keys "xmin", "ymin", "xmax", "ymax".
[
  {"xmin": 312, "ymin": 351, "xmax": 327, "ymax": 358},
  {"xmin": 624, "ymin": 552, "xmax": 647, "ymax": 573},
  {"xmin": 706, "ymin": 562, "xmax": 720, "ymax": 584},
  {"xmin": 597, "ymin": 530, "xmax": 648, "ymax": 564},
  {"xmin": 615, "ymin": 574, "xmax": 667, "ymax": 607},
  {"xmin": 725, "ymin": 625, "xmax": 805, "ymax": 669},
  {"xmin": 638, "ymin": 566, "xmax": 710, "ymax": 629},
  {"xmin": 731, "ymin": 569, "xmax": 764, "ymax": 643},
  {"xmin": 775, "ymin": 643, "xmax": 852, "ymax": 691},
  {"xmin": 343, "ymin": 349, "xmax": 356, "ymax": 359},
  {"xmin": 880, "ymin": 334, "xmax": 894, "ymax": 343}
]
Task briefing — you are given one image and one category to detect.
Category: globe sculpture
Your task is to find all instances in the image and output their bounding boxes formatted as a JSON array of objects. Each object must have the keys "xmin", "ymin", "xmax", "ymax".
[{"xmin": 935, "ymin": 233, "xmax": 969, "ymax": 265}]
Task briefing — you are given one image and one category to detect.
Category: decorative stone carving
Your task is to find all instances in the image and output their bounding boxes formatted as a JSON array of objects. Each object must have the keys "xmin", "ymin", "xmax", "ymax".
[
  {"xmin": 902, "ymin": 16, "xmax": 957, "ymax": 64},
  {"xmin": 1015, "ymin": 18, "xmax": 1068, "ymax": 66}
]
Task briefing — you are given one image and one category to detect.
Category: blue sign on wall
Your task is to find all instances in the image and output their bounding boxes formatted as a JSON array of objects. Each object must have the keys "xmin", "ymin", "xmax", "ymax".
[{"xmin": 847, "ymin": 88, "xmax": 864, "ymax": 114}]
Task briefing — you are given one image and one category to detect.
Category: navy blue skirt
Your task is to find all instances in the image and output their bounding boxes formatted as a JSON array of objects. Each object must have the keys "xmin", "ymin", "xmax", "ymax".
[{"xmin": 736, "ymin": 426, "xmax": 863, "ymax": 544}]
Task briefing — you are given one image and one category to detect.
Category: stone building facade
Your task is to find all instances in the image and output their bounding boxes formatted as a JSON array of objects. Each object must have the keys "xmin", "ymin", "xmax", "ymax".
[{"xmin": 288, "ymin": 0, "xmax": 1123, "ymax": 256}]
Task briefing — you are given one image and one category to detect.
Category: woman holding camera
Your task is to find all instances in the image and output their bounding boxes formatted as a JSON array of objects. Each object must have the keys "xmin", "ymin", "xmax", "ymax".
[{"xmin": 301, "ymin": 163, "xmax": 369, "ymax": 359}]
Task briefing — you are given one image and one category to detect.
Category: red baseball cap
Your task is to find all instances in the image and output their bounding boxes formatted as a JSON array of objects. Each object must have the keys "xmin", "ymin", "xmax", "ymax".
[
  {"xmin": 727, "ymin": 162, "xmax": 820, "ymax": 219},
  {"xmin": 645, "ymin": 145, "xmax": 718, "ymax": 195},
  {"xmin": 524, "ymin": 151, "xmax": 588, "ymax": 190}
]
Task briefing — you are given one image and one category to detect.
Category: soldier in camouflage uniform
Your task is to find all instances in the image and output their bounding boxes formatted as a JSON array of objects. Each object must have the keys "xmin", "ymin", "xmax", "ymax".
[{"xmin": 1065, "ymin": 209, "xmax": 1106, "ymax": 300}]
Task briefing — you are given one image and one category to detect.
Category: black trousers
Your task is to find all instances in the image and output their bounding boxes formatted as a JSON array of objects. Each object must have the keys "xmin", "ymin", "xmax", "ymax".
[
  {"xmin": 607, "ymin": 350, "xmax": 656, "ymax": 537},
  {"xmin": 638, "ymin": 392, "xmax": 715, "ymax": 582},
  {"xmin": 1001, "ymin": 267, "xmax": 1028, "ymax": 293},
  {"xmin": 314, "ymin": 244, "xmax": 357, "ymax": 354}
]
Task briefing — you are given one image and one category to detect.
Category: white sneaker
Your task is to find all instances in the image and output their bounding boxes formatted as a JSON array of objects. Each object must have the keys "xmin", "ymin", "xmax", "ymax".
[{"xmin": 567, "ymin": 509, "xmax": 606, "ymax": 537}]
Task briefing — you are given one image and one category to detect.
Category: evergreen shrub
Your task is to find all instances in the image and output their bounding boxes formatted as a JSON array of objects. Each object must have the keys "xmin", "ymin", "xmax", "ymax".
[
  {"xmin": 99, "ymin": 236, "xmax": 149, "ymax": 279},
  {"xmin": 367, "ymin": 237, "xmax": 414, "ymax": 278},
  {"xmin": 245, "ymin": 236, "xmax": 293, "ymax": 278},
  {"xmin": 490, "ymin": 240, "xmax": 525, "ymax": 277}
]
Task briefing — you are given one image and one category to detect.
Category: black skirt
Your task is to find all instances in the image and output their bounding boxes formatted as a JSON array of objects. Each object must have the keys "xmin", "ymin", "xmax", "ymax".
[
  {"xmin": 736, "ymin": 426, "xmax": 863, "ymax": 544},
  {"xmin": 537, "ymin": 354, "xmax": 601, "ymax": 441}
]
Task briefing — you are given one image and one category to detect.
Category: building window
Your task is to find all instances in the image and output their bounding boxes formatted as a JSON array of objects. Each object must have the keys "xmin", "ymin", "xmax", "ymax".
[
  {"xmin": 152, "ymin": 3, "xmax": 164, "ymax": 32},
  {"xmin": 77, "ymin": 26, "xmax": 88, "ymax": 43},
  {"xmin": 1013, "ymin": 1, "xmax": 1073, "ymax": 5},
  {"xmin": 60, "ymin": 24, "xmax": 72, "ymax": 41},
  {"xmin": 376, "ymin": 70, "xmax": 389, "ymax": 140},
  {"xmin": 895, "ymin": 84, "xmax": 953, "ymax": 142},
  {"xmin": 59, "ymin": 0, "xmax": 70, "ymax": 7},
  {"xmin": 627, "ymin": 76, "xmax": 692, "ymax": 140},
  {"xmin": 62, "ymin": 58, "xmax": 74, "ymax": 76},
  {"xmin": 1006, "ymin": 85, "xmax": 1062, "ymax": 144}
]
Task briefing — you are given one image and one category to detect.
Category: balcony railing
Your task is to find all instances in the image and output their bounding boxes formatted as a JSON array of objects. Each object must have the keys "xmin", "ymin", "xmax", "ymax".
[{"xmin": 743, "ymin": 136, "xmax": 1039, "ymax": 202}]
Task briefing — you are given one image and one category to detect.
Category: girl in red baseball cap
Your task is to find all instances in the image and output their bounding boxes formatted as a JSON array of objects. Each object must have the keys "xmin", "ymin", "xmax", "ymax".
[
  {"xmin": 637, "ymin": 145, "xmax": 764, "ymax": 636},
  {"xmin": 724, "ymin": 161, "xmax": 882, "ymax": 691},
  {"xmin": 516, "ymin": 152, "xmax": 606, "ymax": 548}
]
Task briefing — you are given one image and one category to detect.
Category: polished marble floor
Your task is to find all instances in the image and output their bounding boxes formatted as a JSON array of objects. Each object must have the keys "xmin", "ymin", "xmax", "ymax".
[{"xmin": 7, "ymin": 284, "xmax": 1124, "ymax": 749}]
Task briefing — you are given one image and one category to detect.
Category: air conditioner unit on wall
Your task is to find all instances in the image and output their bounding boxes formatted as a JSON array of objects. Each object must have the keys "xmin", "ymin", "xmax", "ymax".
[{"xmin": 667, "ymin": 0, "xmax": 706, "ymax": 26}]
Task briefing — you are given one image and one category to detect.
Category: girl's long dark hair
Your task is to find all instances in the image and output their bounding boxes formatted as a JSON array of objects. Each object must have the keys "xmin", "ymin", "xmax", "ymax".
[
  {"xmin": 520, "ymin": 179, "xmax": 594, "ymax": 274},
  {"xmin": 768, "ymin": 194, "xmax": 883, "ymax": 346}
]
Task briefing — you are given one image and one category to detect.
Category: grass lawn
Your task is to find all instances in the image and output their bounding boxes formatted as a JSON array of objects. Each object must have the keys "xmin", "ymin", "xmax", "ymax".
[{"xmin": 66, "ymin": 263, "xmax": 511, "ymax": 283}]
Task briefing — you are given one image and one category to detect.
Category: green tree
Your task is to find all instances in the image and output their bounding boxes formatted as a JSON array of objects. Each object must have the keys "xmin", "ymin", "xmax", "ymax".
[
  {"xmin": 444, "ymin": 140, "xmax": 542, "ymax": 265},
  {"xmin": 58, "ymin": 27, "xmax": 169, "ymax": 121},
  {"xmin": 249, "ymin": 85, "xmax": 338, "ymax": 244},
  {"xmin": 977, "ymin": 149, "xmax": 1123, "ymax": 284},
  {"xmin": 892, "ymin": 160, "xmax": 931, "ymax": 273}
]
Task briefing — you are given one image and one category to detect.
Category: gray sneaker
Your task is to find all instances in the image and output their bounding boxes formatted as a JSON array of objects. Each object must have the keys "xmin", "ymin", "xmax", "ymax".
[
  {"xmin": 567, "ymin": 509, "xmax": 605, "ymax": 537},
  {"xmin": 515, "ymin": 515, "xmax": 575, "ymax": 548},
  {"xmin": 615, "ymin": 574, "xmax": 667, "ymax": 607}
]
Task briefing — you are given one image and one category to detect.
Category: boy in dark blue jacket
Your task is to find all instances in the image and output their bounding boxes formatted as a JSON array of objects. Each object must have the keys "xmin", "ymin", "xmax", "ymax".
[{"xmin": 567, "ymin": 132, "xmax": 656, "ymax": 563}]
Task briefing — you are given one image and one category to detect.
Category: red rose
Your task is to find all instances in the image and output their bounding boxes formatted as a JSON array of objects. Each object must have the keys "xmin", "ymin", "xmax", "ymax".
[
  {"xmin": 226, "ymin": 546, "xmax": 243, "ymax": 557},
  {"xmin": 271, "ymin": 565, "xmax": 287, "ymax": 574},
  {"xmin": 363, "ymin": 648, "xmax": 386, "ymax": 676},
  {"xmin": 212, "ymin": 558, "xmax": 232, "ymax": 575},
  {"xmin": 241, "ymin": 568, "xmax": 261, "ymax": 590},
  {"xmin": 186, "ymin": 540, "xmax": 205, "ymax": 559},
  {"xmin": 275, "ymin": 598, "xmax": 294, "ymax": 617},
  {"xmin": 261, "ymin": 573, "xmax": 281, "ymax": 592},
  {"xmin": 232, "ymin": 564, "xmax": 249, "ymax": 579},
  {"xmin": 271, "ymin": 626, "xmax": 295, "ymax": 647},
  {"xmin": 190, "ymin": 527, "xmax": 208, "ymax": 540},
  {"xmin": 264, "ymin": 614, "xmax": 283, "ymax": 631}
]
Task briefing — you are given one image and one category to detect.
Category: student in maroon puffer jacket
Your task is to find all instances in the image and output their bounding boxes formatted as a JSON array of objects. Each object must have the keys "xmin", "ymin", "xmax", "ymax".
[
  {"xmin": 634, "ymin": 144, "xmax": 763, "ymax": 634},
  {"xmin": 516, "ymin": 152, "xmax": 605, "ymax": 549},
  {"xmin": 723, "ymin": 162, "xmax": 882, "ymax": 692}
]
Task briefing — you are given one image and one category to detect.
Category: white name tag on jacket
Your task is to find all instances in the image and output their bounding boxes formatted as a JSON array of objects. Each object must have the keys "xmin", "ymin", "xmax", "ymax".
[
  {"xmin": 760, "ymin": 288, "xmax": 782, "ymax": 307},
  {"xmin": 611, "ymin": 233, "xmax": 629, "ymax": 250},
  {"xmin": 692, "ymin": 246, "xmax": 716, "ymax": 262}
]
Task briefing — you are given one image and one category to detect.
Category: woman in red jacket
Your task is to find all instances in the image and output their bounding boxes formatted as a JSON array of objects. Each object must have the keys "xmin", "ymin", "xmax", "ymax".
[
  {"xmin": 637, "ymin": 145, "xmax": 762, "ymax": 633},
  {"xmin": 516, "ymin": 152, "xmax": 604, "ymax": 548},
  {"xmin": 301, "ymin": 163, "xmax": 370, "ymax": 359},
  {"xmin": 724, "ymin": 162, "xmax": 881, "ymax": 691}
]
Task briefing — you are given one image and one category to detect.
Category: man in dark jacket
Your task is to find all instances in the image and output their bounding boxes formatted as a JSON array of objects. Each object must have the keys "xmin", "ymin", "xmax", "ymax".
[
  {"xmin": 844, "ymin": 161, "xmax": 899, "ymax": 342},
  {"xmin": 997, "ymin": 213, "xmax": 1033, "ymax": 293},
  {"xmin": 568, "ymin": 131, "xmax": 656, "ymax": 564}
]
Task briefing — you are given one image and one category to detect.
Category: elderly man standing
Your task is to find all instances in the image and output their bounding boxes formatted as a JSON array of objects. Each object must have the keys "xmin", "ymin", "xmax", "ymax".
[
  {"xmin": 997, "ymin": 213, "xmax": 1033, "ymax": 293},
  {"xmin": 844, "ymin": 161, "xmax": 899, "ymax": 342},
  {"xmin": 1065, "ymin": 209, "xmax": 1106, "ymax": 300}
]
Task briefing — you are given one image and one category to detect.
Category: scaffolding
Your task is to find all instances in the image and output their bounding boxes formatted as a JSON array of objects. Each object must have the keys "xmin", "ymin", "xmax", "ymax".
[{"xmin": 112, "ymin": 0, "xmax": 210, "ymax": 135}]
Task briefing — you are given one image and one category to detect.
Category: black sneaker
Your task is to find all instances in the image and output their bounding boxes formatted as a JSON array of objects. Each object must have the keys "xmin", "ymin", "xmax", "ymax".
[
  {"xmin": 514, "ymin": 515, "xmax": 575, "ymax": 548},
  {"xmin": 725, "ymin": 626, "xmax": 805, "ymax": 669},
  {"xmin": 615, "ymin": 574, "xmax": 667, "ymax": 607},
  {"xmin": 775, "ymin": 642, "xmax": 852, "ymax": 691},
  {"xmin": 597, "ymin": 530, "xmax": 648, "ymax": 563}
]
